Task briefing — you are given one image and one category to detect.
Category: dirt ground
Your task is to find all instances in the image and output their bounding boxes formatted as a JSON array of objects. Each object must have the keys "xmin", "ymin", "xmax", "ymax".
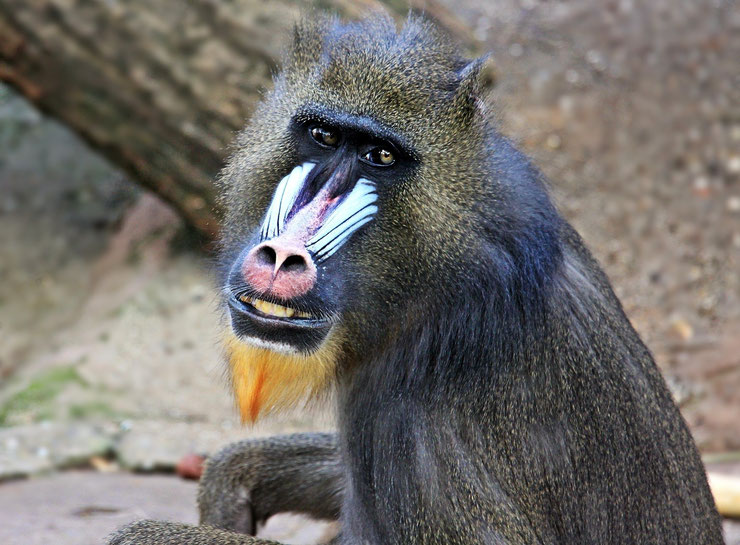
[
  {"xmin": 0, "ymin": 0, "xmax": 738, "ymax": 543},
  {"xmin": 0, "ymin": 471, "xmax": 337, "ymax": 545}
]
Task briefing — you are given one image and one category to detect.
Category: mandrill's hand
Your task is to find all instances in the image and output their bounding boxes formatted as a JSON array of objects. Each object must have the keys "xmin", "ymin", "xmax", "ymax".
[
  {"xmin": 107, "ymin": 434, "xmax": 341, "ymax": 545},
  {"xmin": 107, "ymin": 520, "xmax": 277, "ymax": 545},
  {"xmin": 197, "ymin": 443, "xmax": 259, "ymax": 535},
  {"xmin": 197, "ymin": 433, "xmax": 343, "ymax": 534}
]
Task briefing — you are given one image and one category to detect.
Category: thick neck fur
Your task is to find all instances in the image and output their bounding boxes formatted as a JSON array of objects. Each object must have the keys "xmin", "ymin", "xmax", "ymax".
[
  {"xmin": 337, "ymin": 166, "xmax": 719, "ymax": 545},
  {"xmin": 340, "ymin": 135, "xmax": 569, "ymax": 408}
]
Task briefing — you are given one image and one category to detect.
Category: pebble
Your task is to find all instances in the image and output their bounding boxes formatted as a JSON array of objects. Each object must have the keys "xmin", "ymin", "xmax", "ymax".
[
  {"xmin": 669, "ymin": 317, "xmax": 694, "ymax": 341},
  {"xmin": 688, "ymin": 266, "xmax": 703, "ymax": 282},
  {"xmin": 176, "ymin": 453, "xmax": 206, "ymax": 480},
  {"xmin": 727, "ymin": 156, "xmax": 740, "ymax": 174},
  {"xmin": 586, "ymin": 49, "xmax": 606, "ymax": 71},
  {"xmin": 693, "ymin": 176, "xmax": 711, "ymax": 196},
  {"xmin": 545, "ymin": 134, "xmax": 562, "ymax": 150}
]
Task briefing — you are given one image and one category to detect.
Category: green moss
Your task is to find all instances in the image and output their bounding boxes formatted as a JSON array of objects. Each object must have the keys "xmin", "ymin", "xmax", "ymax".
[
  {"xmin": 0, "ymin": 366, "xmax": 86, "ymax": 426},
  {"xmin": 68, "ymin": 401, "xmax": 118, "ymax": 420}
]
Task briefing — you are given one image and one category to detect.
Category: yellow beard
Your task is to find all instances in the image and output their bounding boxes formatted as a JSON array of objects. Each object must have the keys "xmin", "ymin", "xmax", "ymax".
[{"xmin": 224, "ymin": 331, "xmax": 339, "ymax": 423}]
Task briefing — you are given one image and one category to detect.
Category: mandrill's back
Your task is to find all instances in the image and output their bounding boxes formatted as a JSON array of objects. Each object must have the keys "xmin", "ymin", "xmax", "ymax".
[{"xmin": 494, "ymin": 220, "xmax": 724, "ymax": 544}]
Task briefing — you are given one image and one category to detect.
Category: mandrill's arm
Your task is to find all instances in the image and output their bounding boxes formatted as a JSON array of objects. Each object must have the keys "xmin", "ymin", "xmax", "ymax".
[
  {"xmin": 108, "ymin": 433, "xmax": 343, "ymax": 545},
  {"xmin": 199, "ymin": 433, "xmax": 343, "ymax": 532},
  {"xmin": 108, "ymin": 521, "xmax": 280, "ymax": 545}
]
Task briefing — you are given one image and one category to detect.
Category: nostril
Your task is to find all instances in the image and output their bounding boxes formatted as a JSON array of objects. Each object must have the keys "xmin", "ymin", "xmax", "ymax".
[
  {"xmin": 256, "ymin": 245, "xmax": 277, "ymax": 267},
  {"xmin": 282, "ymin": 254, "xmax": 308, "ymax": 273},
  {"xmin": 248, "ymin": 243, "xmax": 310, "ymax": 276},
  {"xmin": 242, "ymin": 240, "xmax": 316, "ymax": 298}
]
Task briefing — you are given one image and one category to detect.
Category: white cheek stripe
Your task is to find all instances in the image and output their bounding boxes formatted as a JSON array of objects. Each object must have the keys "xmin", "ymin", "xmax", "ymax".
[
  {"xmin": 312, "ymin": 215, "xmax": 375, "ymax": 260},
  {"xmin": 306, "ymin": 178, "xmax": 378, "ymax": 262},
  {"xmin": 260, "ymin": 162, "xmax": 315, "ymax": 241},
  {"xmin": 259, "ymin": 164, "xmax": 379, "ymax": 262}
]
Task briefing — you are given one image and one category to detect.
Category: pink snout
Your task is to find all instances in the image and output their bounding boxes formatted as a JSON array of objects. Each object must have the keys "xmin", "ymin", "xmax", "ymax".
[{"xmin": 241, "ymin": 238, "xmax": 317, "ymax": 299}]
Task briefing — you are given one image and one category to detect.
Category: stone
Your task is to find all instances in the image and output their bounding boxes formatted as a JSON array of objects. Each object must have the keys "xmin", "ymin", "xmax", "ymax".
[{"xmin": 0, "ymin": 422, "xmax": 115, "ymax": 480}]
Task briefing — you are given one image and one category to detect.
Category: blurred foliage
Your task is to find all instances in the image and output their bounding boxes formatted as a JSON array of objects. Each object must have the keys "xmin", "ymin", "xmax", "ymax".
[{"xmin": 0, "ymin": 366, "xmax": 85, "ymax": 426}]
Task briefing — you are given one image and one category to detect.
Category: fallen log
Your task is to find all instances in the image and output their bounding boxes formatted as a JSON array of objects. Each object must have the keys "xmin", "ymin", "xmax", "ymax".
[{"xmin": 0, "ymin": 0, "xmax": 475, "ymax": 240}]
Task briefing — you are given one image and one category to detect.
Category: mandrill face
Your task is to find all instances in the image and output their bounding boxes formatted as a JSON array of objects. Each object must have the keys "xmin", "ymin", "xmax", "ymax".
[
  {"xmin": 218, "ymin": 17, "xmax": 488, "ymax": 421},
  {"xmin": 226, "ymin": 108, "xmax": 415, "ymax": 356},
  {"xmin": 221, "ymin": 100, "xmax": 427, "ymax": 422}
]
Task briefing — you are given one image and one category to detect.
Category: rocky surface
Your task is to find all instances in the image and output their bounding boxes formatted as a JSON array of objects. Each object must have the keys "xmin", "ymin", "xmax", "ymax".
[
  {"xmin": 0, "ymin": 418, "xmax": 334, "ymax": 478},
  {"xmin": 0, "ymin": 422, "xmax": 114, "ymax": 480},
  {"xmin": 0, "ymin": 470, "xmax": 337, "ymax": 545},
  {"xmin": 0, "ymin": 471, "xmax": 199, "ymax": 545},
  {"xmin": 0, "ymin": 470, "xmax": 734, "ymax": 545}
]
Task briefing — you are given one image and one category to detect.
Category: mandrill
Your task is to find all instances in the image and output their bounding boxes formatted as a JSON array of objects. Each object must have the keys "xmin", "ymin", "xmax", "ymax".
[{"xmin": 109, "ymin": 13, "xmax": 724, "ymax": 545}]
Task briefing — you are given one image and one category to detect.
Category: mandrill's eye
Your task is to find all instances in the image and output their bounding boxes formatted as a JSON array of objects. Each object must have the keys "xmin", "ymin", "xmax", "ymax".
[
  {"xmin": 362, "ymin": 147, "xmax": 395, "ymax": 167},
  {"xmin": 310, "ymin": 126, "xmax": 339, "ymax": 147}
]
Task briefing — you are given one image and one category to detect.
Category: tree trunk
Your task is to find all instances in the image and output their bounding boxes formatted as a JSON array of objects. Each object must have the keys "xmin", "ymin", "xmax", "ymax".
[{"xmin": 0, "ymin": 0, "xmax": 475, "ymax": 240}]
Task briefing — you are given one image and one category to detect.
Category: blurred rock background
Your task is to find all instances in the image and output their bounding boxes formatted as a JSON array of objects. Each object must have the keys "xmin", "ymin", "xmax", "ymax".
[{"xmin": 0, "ymin": 0, "xmax": 738, "ymax": 543}]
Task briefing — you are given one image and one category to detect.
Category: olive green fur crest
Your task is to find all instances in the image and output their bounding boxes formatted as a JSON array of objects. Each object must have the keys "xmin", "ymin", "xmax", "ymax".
[{"xmin": 282, "ymin": 14, "xmax": 488, "ymax": 141}]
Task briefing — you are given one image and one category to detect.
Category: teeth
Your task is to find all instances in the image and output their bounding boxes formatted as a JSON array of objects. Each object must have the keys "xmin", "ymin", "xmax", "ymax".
[{"xmin": 238, "ymin": 295, "xmax": 311, "ymax": 319}]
